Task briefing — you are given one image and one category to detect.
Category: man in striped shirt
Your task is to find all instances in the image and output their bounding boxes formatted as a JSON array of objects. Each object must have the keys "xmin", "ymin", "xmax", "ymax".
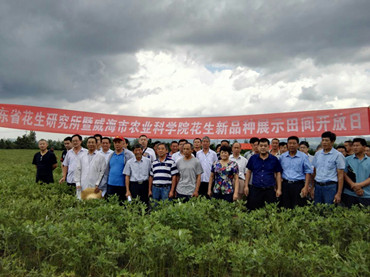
[{"xmin": 149, "ymin": 143, "xmax": 178, "ymax": 202}]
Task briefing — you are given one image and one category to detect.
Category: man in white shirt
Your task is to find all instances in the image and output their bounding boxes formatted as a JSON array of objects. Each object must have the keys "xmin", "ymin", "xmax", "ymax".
[
  {"xmin": 74, "ymin": 136, "xmax": 107, "ymax": 199},
  {"xmin": 230, "ymin": 142, "xmax": 248, "ymax": 200},
  {"xmin": 101, "ymin": 137, "xmax": 114, "ymax": 162},
  {"xmin": 59, "ymin": 134, "xmax": 87, "ymax": 191},
  {"xmin": 139, "ymin": 134, "xmax": 156, "ymax": 162},
  {"xmin": 196, "ymin": 136, "xmax": 218, "ymax": 197}
]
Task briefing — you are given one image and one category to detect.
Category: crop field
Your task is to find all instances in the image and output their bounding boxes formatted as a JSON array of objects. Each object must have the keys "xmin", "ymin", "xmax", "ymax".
[{"xmin": 0, "ymin": 149, "xmax": 369, "ymax": 276}]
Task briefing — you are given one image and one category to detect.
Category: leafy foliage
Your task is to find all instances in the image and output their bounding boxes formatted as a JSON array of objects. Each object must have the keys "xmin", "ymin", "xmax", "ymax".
[{"xmin": 0, "ymin": 149, "xmax": 369, "ymax": 276}]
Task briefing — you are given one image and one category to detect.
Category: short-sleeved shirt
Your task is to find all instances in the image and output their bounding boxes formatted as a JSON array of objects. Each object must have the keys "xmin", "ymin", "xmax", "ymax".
[
  {"xmin": 247, "ymin": 154, "xmax": 282, "ymax": 188},
  {"xmin": 123, "ymin": 157, "xmax": 151, "ymax": 182},
  {"xmin": 211, "ymin": 160, "xmax": 239, "ymax": 194},
  {"xmin": 108, "ymin": 152, "xmax": 125, "ymax": 187},
  {"xmin": 344, "ymin": 154, "xmax": 370, "ymax": 198},
  {"xmin": 142, "ymin": 147, "xmax": 156, "ymax": 162},
  {"xmin": 150, "ymin": 157, "xmax": 178, "ymax": 187},
  {"xmin": 279, "ymin": 150, "xmax": 313, "ymax": 181},
  {"xmin": 61, "ymin": 149, "xmax": 68, "ymax": 163},
  {"xmin": 196, "ymin": 149, "xmax": 218, "ymax": 182},
  {"xmin": 32, "ymin": 151, "xmax": 57, "ymax": 183},
  {"xmin": 313, "ymin": 148, "xmax": 345, "ymax": 183},
  {"xmin": 176, "ymin": 157, "xmax": 204, "ymax": 196},
  {"xmin": 230, "ymin": 154, "xmax": 248, "ymax": 180}
]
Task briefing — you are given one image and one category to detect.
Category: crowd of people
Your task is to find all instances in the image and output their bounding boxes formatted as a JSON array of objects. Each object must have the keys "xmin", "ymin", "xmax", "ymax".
[{"xmin": 32, "ymin": 131, "xmax": 370, "ymax": 210}]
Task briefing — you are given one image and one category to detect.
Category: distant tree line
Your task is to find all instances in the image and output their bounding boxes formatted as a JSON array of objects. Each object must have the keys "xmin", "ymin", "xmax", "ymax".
[{"xmin": 0, "ymin": 131, "xmax": 65, "ymax": 150}]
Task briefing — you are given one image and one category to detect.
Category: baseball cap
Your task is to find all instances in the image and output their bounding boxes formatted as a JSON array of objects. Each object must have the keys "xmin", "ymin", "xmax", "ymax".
[{"xmin": 113, "ymin": 136, "xmax": 124, "ymax": 141}]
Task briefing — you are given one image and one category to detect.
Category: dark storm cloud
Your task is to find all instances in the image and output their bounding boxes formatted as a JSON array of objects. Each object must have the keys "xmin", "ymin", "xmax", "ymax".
[{"xmin": 0, "ymin": 0, "xmax": 369, "ymax": 105}]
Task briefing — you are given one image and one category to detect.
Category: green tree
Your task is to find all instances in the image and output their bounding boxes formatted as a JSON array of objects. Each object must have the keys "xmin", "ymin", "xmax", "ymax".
[{"xmin": 15, "ymin": 131, "xmax": 37, "ymax": 149}]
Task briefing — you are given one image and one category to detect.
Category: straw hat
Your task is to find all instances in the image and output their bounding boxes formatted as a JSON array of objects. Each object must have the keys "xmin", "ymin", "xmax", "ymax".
[{"xmin": 81, "ymin": 188, "xmax": 102, "ymax": 200}]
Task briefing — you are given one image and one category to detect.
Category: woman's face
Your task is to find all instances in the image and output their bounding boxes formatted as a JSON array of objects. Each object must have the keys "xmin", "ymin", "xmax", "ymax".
[{"xmin": 220, "ymin": 150, "xmax": 229, "ymax": 161}]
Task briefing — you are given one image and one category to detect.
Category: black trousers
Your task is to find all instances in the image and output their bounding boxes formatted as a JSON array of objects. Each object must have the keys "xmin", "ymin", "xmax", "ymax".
[
  {"xmin": 199, "ymin": 182, "xmax": 210, "ymax": 198},
  {"xmin": 129, "ymin": 181, "xmax": 149, "ymax": 204},
  {"xmin": 342, "ymin": 193, "xmax": 370, "ymax": 208},
  {"xmin": 213, "ymin": 192, "xmax": 233, "ymax": 203},
  {"xmin": 280, "ymin": 180, "xmax": 306, "ymax": 209},
  {"xmin": 247, "ymin": 185, "xmax": 277, "ymax": 210},
  {"xmin": 106, "ymin": 185, "xmax": 126, "ymax": 204}
]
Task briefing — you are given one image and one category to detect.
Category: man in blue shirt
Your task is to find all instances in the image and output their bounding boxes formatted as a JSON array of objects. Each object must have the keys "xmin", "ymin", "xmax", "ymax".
[
  {"xmin": 342, "ymin": 137, "xmax": 370, "ymax": 207},
  {"xmin": 101, "ymin": 136, "xmax": 134, "ymax": 203},
  {"xmin": 312, "ymin": 131, "xmax": 345, "ymax": 204},
  {"xmin": 279, "ymin": 136, "xmax": 313, "ymax": 209},
  {"xmin": 244, "ymin": 138, "xmax": 282, "ymax": 210},
  {"xmin": 124, "ymin": 144, "xmax": 152, "ymax": 205}
]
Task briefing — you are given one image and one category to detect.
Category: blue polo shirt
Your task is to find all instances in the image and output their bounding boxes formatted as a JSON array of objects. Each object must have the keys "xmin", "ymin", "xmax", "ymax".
[
  {"xmin": 312, "ymin": 148, "xmax": 345, "ymax": 183},
  {"xmin": 279, "ymin": 150, "xmax": 313, "ymax": 181},
  {"xmin": 247, "ymin": 154, "xmax": 282, "ymax": 188},
  {"xmin": 108, "ymin": 152, "xmax": 125, "ymax": 187},
  {"xmin": 344, "ymin": 154, "xmax": 370, "ymax": 198}
]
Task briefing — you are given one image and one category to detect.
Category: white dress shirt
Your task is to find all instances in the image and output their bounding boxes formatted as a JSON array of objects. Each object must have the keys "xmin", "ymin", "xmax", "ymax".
[{"xmin": 74, "ymin": 150, "xmax": 107, "ymax": 191}]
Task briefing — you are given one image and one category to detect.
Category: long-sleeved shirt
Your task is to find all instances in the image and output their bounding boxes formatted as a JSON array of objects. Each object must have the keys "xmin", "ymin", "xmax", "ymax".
[
  {"xmin": 63, "ymin": 147, "xmax": 88, "ymax": 183},
  {"xmin": 74, "ymin": 150, "xmax": 107, "ymax": 191}
]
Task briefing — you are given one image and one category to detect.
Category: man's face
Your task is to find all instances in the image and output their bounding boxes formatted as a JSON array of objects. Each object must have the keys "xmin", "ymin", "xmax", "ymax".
[
  {"xmin": 64, "ymin": 140, "xmax": 72, "ymax": 150},
  {"xmin": 299, "ymin": 144, "xmax": 309, "ymax": 154},
  {"xmin": 193, "ymin": 139, "xmax": 201, "ymax": 149},
  {"xmin": 133, "ymin": 147, "xmax": 143, "ymax": 158},
  {"xmin": 271, "ymin": 140, "xmax": 279, "ymax": 150},
  {"xmin": 179, "ymin": 141, "xmax": 186, "ymax": 152},
  {"xmin": 113, "ymin": 140, "xmax": 124, "ymax": 152},
  {"xmin": 353, "ymin": 142, "xmax": 365, "ymax": 155},
  {"xmin": 102, "ymin": 139, "xmax": 110, "ymax": 152},
  {"xmin": 157, "ymin": 144, "xmax": 167, "ymax": 158},
  {"xmin": 258, "ymin": 142, "xmax": 269, "ymax": 154},
  {"xmin": 95, "ymin": 136, "xmax": 101, "ymax": 147},
  {"xmin": 221, "ymin": 141, "xmax": 229, "ymax": 147},
  {"xmin": 139, "ymin": 136, "xmax": 148, "ymax": 147},
  {"xmin": 38, "ymin": 141, "xmax": 48, "ymax": 151},
  {"xmin": 201, "ymin": 139, "xmax": 210, "ymax": 150},
  {"xmin": 170, "ymin": 143, "xmax": 178, "ymax": 153},
  {"xmin": 87, "ymin": 138, "xmax": 97, "ymax": 152},
  {"xmin": 183, "ymin": 144, "xmax": 192, "ymax": 157},
  {"xmin": 321, "ymin": 137, "xmax": 333, "ymax": 151},
  {"xmin": 252, "ymin": 141, "xmax": 259, "ymax": 153},
  {"xmin": 344, "ymin": 142, "xmax": 352, "ymax": 152},
  {"xmin": 279, "ymin": 145, "xmax": 287, "ymax": 153},
  {"xmin": 71, "ymin": 137, "xmax": 82, "ymax": 148},
  {"xmin": 365, "ymin": 146, "xmax": 370, "ymax": 156},
  {"xmin": 122, "ymin": 140, "xmax": 128, "ymax": 149},
  {"xmin": 337, "ymin": 148, "xmax": 347, "ymax": 156},
  {"xmin": 232, "ymin": 143, "xmax": 241, "ymax": 156},
  {"xmin": 287, "ymin": 140, "xmax": 298, "ymax": 153}
]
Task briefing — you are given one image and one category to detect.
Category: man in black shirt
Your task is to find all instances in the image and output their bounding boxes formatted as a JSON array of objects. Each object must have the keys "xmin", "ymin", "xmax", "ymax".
[
  {"xmin": 60, "ymin": 136, "xmax": 72, "ymax": 167},
  {"xmin": 32, "ymin": 139, "xmax": 57, "ymax": 184}
]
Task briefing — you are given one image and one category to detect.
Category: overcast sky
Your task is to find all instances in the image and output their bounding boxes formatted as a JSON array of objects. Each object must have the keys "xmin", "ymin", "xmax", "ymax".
[{"xmin": 1, "ymin": 0, "xmax": 369, "ymax": 140}]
